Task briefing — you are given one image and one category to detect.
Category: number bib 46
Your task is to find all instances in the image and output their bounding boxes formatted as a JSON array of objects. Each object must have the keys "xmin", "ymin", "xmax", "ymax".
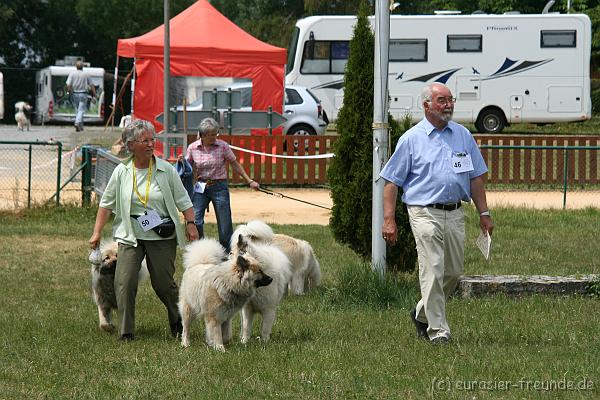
[{"xmin": 452, "ymin": 153, "xmax": 474, "ymax": 174}]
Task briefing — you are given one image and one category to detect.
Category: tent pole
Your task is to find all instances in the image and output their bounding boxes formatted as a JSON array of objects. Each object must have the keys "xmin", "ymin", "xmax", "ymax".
[
  {"xmin": 112, "ymin": 55, "xmax": 119, "ymax": 122},
  {"xmin": 131, "ymin": 60, "xmax": 135, "ymax": 117},
  {"xmin": 163, "ymin": 0, "xmax": 171, "ymax": 134}
]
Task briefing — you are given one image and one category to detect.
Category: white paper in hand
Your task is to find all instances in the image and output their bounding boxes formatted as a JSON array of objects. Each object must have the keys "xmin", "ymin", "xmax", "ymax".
[{"xmin": 475, "ymin": 231, "xmax": 492, "ymax": 260}]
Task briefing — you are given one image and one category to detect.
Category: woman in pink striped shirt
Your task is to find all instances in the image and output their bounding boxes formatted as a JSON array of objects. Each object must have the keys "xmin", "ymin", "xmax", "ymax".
[{"xmin": 184, "ymin": 117, "xmax": 259, "ymax": 251}]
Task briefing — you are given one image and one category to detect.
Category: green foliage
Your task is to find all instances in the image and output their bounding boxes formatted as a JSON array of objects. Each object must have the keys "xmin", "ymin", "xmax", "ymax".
[
  {"xmin": 328, "ymin": 1, "xmax": 416, "ymax": 272},
  {"xmin": 592, "ymin": 85, "xmax": 600, "ymax": 115},
  {"xmin": 324, "ymin": 262, "xmax": 419, "ymax": 308}
]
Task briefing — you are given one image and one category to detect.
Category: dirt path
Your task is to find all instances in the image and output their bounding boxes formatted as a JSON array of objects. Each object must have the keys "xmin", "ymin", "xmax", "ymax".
[{"xmin": 206, "ymin": 188, "xmax": 600, "ymax": 225}]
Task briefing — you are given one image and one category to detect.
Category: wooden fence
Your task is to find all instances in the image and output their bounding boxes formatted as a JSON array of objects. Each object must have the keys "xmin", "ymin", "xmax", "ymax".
[
  {"xmin": 187, "ymin": 134, "xmax": 338, "ymax": 185},
  {"xmin": 182, "ymin": 134, "xmax": 600, "ymax": 186},
  {"xmin": 476, "ymin": 135, "xmax": 600, "ymax": 185}
]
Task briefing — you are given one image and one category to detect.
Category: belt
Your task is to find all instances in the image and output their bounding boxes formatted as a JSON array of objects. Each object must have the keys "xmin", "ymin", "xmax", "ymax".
[
  {"xmin": 200, "ymin": 179, "xmax": 226, "ymax": 187},
  {"xmin": 426, "ymin": 202, "xmax": 462, "ymax": 211},
  {"xmin": 130, "ymin": 214, "xmax": 168, "ymax": 219}
]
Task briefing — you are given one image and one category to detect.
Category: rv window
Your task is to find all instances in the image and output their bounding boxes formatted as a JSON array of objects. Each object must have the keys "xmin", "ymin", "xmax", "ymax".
[
  {"xmin": 301, "ymin": 40, "xmax": 349, "ymax": 74},
  {"xmin": 286, "ymin": 27, "xmax": 300, "ymax": 74},
  {"xmin": 447, "ymin": 35, "xmax": 482, "ymax": 52},
  {"xmin": 301, "ymin": 41, "xmax": 330, "ymax": 73},
  {"xmin": 389, "ymin": 39, "xmax": 427, "ymax": 62},
  {"xmin": 541, "ymin": 30, "xmax": 576, "ymax": 48}
]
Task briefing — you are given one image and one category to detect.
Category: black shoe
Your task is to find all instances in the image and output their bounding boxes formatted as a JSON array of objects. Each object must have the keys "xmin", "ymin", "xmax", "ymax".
[
  {"xmin": 430, "ymin": 336, "xmax": 450, "ymax": 345},
  {"xmin": 119, "ymin": 333, "xmax": 134, "ymax": 342},
  {"xmin": 410, "ymin": 308, "xmax": 428, "ymax": 339},
  {"xmin": 170, "ymin": 319, "xmax": 183, "ymax": 338},
  {"xmin": 74, "ymin": 124, "xmax": 81, "ymax": 132}
]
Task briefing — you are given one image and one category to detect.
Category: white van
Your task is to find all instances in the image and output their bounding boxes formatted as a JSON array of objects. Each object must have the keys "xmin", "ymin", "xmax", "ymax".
[
  {"xmin": 34, "ymin": 66, "xmax": 105, "ymax": 124},
  {"xmin": 285, "ymin": 13, "xmax": 592, "ymax": 133}
]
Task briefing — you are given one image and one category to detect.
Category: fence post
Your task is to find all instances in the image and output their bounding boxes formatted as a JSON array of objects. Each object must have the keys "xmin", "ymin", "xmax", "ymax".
[
  {"xmin": 563, "ymin": 148, "xmax": 568, "ymax": 210},
  {"xmin": 82, "ymin": 146, "xmax": 93, "ymax": 206},
  {"xmin": 56, "ymin": 142, "xmax": 62, "ymax": 207},
  {"xmin": 27, "ymin": 144, "xmax": 32, "ymax": 208}
]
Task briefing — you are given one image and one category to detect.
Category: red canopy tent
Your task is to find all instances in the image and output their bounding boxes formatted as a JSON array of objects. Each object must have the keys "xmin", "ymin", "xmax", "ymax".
[{"xmin": 116, "ymin": 0, "xmax": 286, "ymax": 134}]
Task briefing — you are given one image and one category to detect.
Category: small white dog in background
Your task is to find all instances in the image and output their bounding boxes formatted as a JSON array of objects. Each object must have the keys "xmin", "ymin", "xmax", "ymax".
[
  {"xmin": 231, "ymin": 220, "xmax": 322, "ymax": 295},
  {"xmin": 14, "ymin": 101, "xmax": 32, "ymax": 131}
]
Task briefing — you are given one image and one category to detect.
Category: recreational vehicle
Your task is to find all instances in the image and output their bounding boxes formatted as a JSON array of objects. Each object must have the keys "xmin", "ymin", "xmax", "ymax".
[
  {"xmin": 285, "ymin": 13, "xmax": 592, "ymax": 133},
  {"xmin": 34, "ymin": 66, "xmax": 105, "ymax": 124}
]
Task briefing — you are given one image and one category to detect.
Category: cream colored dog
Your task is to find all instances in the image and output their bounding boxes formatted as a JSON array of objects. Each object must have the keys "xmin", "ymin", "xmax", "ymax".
[
  {"xmin": 178, "ymin": 236, "xmax": 273, "ymax": 350},
  {"xmin": 232, "ymin": 220, "xmax": 321, "ymax": 295},
  {"xmin": 14, "ymin": 101, "xmax": 32, "ymax": 131}
]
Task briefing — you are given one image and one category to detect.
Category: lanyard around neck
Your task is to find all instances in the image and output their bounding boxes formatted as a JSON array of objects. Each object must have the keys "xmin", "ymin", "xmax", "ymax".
[{"xmin": 132, "ymin": 157, "xmax": 153, "ymax": 209}]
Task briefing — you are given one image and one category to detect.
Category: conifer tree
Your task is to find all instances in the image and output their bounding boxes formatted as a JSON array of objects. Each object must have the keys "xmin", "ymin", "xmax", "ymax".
[{"xmin": 328, "ymin": 0, "xmax": 416, "ymax": 272}]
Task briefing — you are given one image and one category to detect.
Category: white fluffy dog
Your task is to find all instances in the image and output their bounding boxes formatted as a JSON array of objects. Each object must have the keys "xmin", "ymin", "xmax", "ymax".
[
  {"xmin": 14, "ymin": 101, "xmax": 32, "ymax": 131},
  {"xmin": 232, "ymin": 220, "xmax": 321, "ymax": 295},
  {"xmin": 89, "ymin": 241, "xmax": 149, "ymax": 332},
  {"xmin": 234, "ymin": 240, "xmax": 292, "ymax": 344},
  {"xmin": 178, "ymin": 237, "xmax": 272, "ymax": 350}
]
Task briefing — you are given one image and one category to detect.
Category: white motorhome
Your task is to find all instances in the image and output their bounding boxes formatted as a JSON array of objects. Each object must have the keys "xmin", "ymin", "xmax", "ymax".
[
  {"xmin": 34, "ymin": 66, "xmax": 105, "ymax": 124},
  {"xmin": 0, "ymin": 71, "xmax": 4, "ymax": 120},
  {"xmin": 285, "ymin": 13, "xmax": 592, "ymax": 133}
]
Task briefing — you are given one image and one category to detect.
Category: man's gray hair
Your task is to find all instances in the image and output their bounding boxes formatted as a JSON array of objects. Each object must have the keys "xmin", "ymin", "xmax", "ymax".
[
  {"xmin": 198, "ymin": 117, "xmax": 219, "ymax": 136},
  {"xmin": 421, "ymin": 82, "xmax": 450, "ymax": 103},
  {"xmin": 122, "ymin": 120, "xmax": 155, "ymax": 153}
]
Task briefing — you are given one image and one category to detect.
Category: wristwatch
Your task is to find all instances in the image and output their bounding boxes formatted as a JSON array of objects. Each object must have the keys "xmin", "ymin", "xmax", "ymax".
[
  {"xmin": 185, "ymin": 220, "xmax": 195, "ymax": 225},
  {"xmin": 479, "ymin": 211, "xmax": 491, "ymax": 217}
]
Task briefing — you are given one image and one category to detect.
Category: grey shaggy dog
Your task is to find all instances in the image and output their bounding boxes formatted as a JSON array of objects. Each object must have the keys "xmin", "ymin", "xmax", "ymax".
[{"xmin": 89, "ymin": 242, "xmax": 148, "ymax": 332}]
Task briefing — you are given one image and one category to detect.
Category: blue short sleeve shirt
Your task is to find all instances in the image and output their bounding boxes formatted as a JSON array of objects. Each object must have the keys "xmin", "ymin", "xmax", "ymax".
[{"xmin": 380, "ymin": 118, "xmax": 488, "ymax": 205}]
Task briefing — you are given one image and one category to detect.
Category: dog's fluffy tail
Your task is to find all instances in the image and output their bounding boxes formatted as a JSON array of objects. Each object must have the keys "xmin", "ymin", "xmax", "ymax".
[
  {"xmin": 230, "ymin": 220, "xmax": 275, "ymax": 250},
  {"xmin": 183, "ymin": 239, "xmax": 226, "ymax": 269},
  {"xmin": 246, "ymin": 220, "xmax": 275, "ymax": 242}
]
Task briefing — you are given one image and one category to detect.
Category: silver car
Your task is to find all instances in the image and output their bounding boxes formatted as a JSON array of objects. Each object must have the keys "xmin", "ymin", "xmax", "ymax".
[{"xmin": 179, "ymin": 83, "xmax": 328, "ymax": 135}]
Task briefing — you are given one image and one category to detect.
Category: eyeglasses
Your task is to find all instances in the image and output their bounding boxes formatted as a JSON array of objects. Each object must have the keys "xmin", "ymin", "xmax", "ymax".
[
  {"xmin": 135, "ymin": 138, "xmax": 155, "ymax": 145},
  {"xmin": 433, "ymin": 96, "xmax": 457, "ymax": 105}
]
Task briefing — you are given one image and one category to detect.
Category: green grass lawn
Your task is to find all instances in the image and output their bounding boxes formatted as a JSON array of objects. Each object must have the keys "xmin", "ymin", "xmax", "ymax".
[{"xmin": 0, "ymin": 206, "xmax": 598, "ymax": 399}]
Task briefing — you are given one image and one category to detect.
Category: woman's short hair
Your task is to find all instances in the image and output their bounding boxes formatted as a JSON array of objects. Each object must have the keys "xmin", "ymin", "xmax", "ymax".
[
  {"xmin": 198, "ymin": 117, "xmax": 219, "ymax": 136},
  {"xmin": 122, "ymin": 120, "xmax": 155, "ymax": 153}
]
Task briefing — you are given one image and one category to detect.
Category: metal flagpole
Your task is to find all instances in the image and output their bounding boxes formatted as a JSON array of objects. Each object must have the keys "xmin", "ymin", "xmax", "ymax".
[
  {"xmin": 163, "ymin": 0, "xmax": 170, "ymax": 133},
  {"xmin": 111, "ymin": 56, "xmax": 119, "ymax": 129},
  {"xmin": 371, "ymin": 0, "xmax": 391, "ymax": 277}
]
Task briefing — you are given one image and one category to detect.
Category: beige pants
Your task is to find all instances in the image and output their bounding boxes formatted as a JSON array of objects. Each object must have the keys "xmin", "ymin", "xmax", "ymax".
[{"xmin": 408, "ymin": 206, "xmax": 465, "ymax": 340}]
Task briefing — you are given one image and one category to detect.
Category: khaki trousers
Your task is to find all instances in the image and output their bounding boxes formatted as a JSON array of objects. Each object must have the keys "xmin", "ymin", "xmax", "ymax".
[
  {"xmin": 116, "ymin": 239, "xmax": 179, "ymax": 336},
  {"xmin": 408, "ymin": 206, "xmax": 465, "ymax": 340}
]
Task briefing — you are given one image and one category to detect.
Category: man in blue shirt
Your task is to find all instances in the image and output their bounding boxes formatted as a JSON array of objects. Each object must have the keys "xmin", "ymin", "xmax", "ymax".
[{"xmin": 380, "ymin": 82, "xmax": 494, "ymax": 344}]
